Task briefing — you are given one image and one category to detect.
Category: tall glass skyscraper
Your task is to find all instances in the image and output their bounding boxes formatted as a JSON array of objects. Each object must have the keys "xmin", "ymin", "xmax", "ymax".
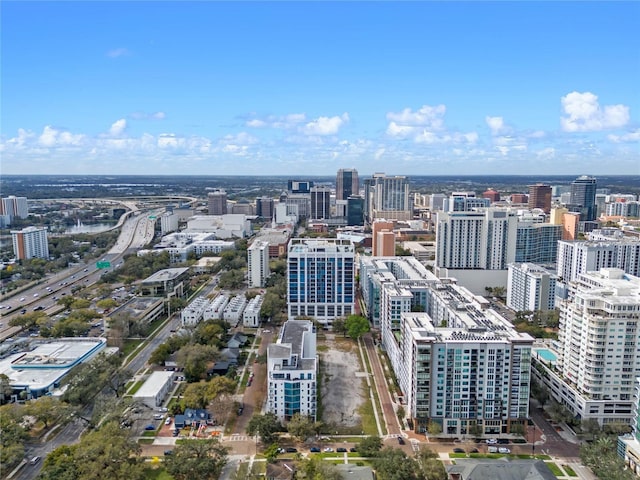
[
  {"xmin": 568, "ymin": 175, "xmax": 597, "ymax": 221},
  {"xmin": 336, "ymin": 168, "xmax": 359, "ymax": 201}
]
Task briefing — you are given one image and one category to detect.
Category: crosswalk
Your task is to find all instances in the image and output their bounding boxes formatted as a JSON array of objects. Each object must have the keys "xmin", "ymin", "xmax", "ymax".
[{"xmin": 226, "ymin": 434, "xmax": 250, "ymax": 442}]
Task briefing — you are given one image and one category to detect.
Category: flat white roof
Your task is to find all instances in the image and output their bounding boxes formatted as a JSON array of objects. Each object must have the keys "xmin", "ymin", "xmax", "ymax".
[{"xmin": 133, "ymin": 371, "xmax": 174, "ymax": 398}]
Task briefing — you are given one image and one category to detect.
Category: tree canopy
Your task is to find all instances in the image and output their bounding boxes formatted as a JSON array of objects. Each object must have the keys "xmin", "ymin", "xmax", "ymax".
[{"xmin": 164, "ymin": 439, "xmax": 229, "ymax": 480}]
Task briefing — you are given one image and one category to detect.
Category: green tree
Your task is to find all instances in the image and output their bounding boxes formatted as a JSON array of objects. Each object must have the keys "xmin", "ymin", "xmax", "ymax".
[
  {"xmin": 263, "ymin": 443, "xmax": 280, "ymax": 464},
  {"xmin": 149, "ymin": 343, "xmax": 172, "ymax": 365},
  {"xmin": 332, "ymin": 317, "xmax": 347, "ymax": 337},
  {"xmin": 25, "ymin": 396, "xmax": 71, "ymax": 429},
  {"xmin": 246, "ymin": 413, "xmax": 283, "ymax": 445},
  {"xmin": 182, "ymin": 381, "xmax": 212, "ymax": 410},
  {"xmin": 295, "ymin": 456, "xmax": 344, "ymax": 480},
  {"xmin": 96, "ymin": 298, "xmax": 117, "ymax": 310},
  {"xmin": 372, "ymin": 447, "xmax": 425, "ymax": 480},
  {"xmin": 177, "ymin": 344, "xmax": 219, "ymax": 381},
  {"xmin": 0, "ymin": 373, "xmax": 13, "ymax": 404},
  {"xmin": 39, "ymin": 444, "xmax": 79, "ymax": 480},
  {"xmin": 357, "ymin": 435, "xmax": 383, "ymax": 457},
  {"xmin": 415, "ymin": 447, "xmax": 447, "ymax": 480},
  {"xmin": 0, "ymin": 404, "xmax": 28, "ymax": 471},
  {"xmin": 345, "ymin": 314, "xmax": 370, "ymax": 340},
  {"xmin": 164, "ymin": 439, "xmax": 229, "ymax": 480},
  {"xmin": 427, "ymin": 421, "xmax": 442, "ymax": 436},
  {"xmin": 287, "ymin": 413, "xmax": 316, "ymax": 442}
]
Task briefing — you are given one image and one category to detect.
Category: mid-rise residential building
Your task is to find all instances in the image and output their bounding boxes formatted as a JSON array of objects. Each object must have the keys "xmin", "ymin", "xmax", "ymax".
[
  {"xmin": 507, "ymin": 263, "xmax": 557, "ymax": 312},
  {"xmin": 208, "ymin": 189, "xmax": 228, "ymax": 215},
  {"xmin": 248, "ymin": 240, "xmax": 270, "ymax": 288},
  {"xmin": 133, "ymin": 371, "xmax": 175, "ymax": 409},
  {"xmin": 267, "ymin": 320, "xmax": 317, "ymax": 421},
  {"xmin": 445, "ymin": 192, "xmax": 490, "ymax": 212},
  {"xmin": 11, "ymin": 226, "xmax": 49, "ymax": 260},
  {"xmin": 607, "ymin": 200, "xmax": 640, "ymax": 218},
  {"xmin": 363, "ymin": 173, "xmax": 411, "ymax": 223},
  {"xmin": 528, "ymin": 184, "xmax": 552, "ymax": 213},
  {"xmin": 160, "ymin": 212, "xmax": 179, "ymax": 234},
  {"xmin": 336, "ymin": 168, "xmax": 359, "ymax": 201},
  {"xmin": 223, "ymin": 295, "xmax": 248, "ymax": 327},
  {"xmin": 181, "ymin": 297, "xmax": 210, "ymax": 327},
  {"xmin": 204, "ymin": 294, "xmax": 229, "ymax": 320},
  {"xmin": 535, "ymin": 268, "xmax": 640, "ymax": 426},
  {"xmin": 287, "ymin": 238, "xmax": 355, "ymax": 324},
  {"xmin": 243, "ymin": 295, "xmax": 263, "ymax": 327},
  {"xmin": 557, "ymin": 238, "xmax": 640, "ymax": 282}
]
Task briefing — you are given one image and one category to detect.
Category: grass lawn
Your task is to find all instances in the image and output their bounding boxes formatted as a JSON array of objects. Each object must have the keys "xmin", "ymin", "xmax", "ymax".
[
  {"xmin": 143, "ymin": 466, "xmax": 174, "ymax": 480},
  {"xmin": 138, "ymin": 438, "xmax": 155, "ymax": 445},
  {"xmin": 545, "ymin": 462, "xmax": 563, "ymax": 476},
  {"xmin": 563, "ymin": 464, "xmax": 578, "ymax": 476},
  {"xmin": 127, "ymin": 379, "xmax": 145, "ymax": 395}
]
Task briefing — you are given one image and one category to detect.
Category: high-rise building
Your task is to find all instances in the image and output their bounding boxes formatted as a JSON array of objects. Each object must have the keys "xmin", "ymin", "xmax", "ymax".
[
  {"xmin": 363, "ymin": 173, "xmax": 411, "ymax": 223},
  {"xmin": 435, "ymin": 208, "xmax": 518, "ymax": 293},
  {"xmin": 310, "ymin": 186, "xmax": 331, "ymax": 220},
  {"xmin": 287, "ymin": 238, "xmax": 355, "ymax": 324},
  {"xmin": 528, "ymin": 184, "xmax": 552, "ymax": 213},
  {"xmin": 0, "ymin": 196, "xmax": 28, "ymax": 220},
  {"xmin": 207, "ymin": 190, "xmax": 228, "ymax": 215},
  {"xmin": 507, "ymin": 263, "xmax": 557, "ymax": 311},
  {"xmin": 336, "ymin": 168, "xmax": 359, "ymax": 201},
  {"xmin": 359, "ymin": 255, "xmax": 532, "ymax": 435},
  {"xmin": 346, "ymin": 195, "xmax": 364, "ymax": 226},
  {"xmin": 556, "ymin": 238, "xmax": 640, "ymax": 282},
  {"xmin": 371, "ymin": 219, "xmax": 394, "ymax": 256},
  {"xmin": 11, "ymin": 226, "xmax": 49, "ymax": 260},
  {"xmin": 515, "ymin": 222, "xmax": 562, "ymax": 263},
  {"xmin": 256, "ymin": 197, "xmax": 275, "ymax": 220},
  {"xmin": 267, "ymin": 320, "xmax": 317, "ymax": 421},
  {"xmin": 287, "ymin": 180, "xmax": 314, "ymax": 194},
  {"xmin": 510, "ymin": 193, "xmax": 529, "ymax": 204},
  {"xmin": 375, "ymin": 230, "xmax": 396, "ymax": 257},
  {"xmin": 568, "ymin": 175, "xmax": 598, "ymax": 221},
  {"xmin": 247, "ymin": 240, "xmax": 270, "ymax": 288},
  {"xmin": 445, "ymin": 192, "xmax": 490, "ymax": 212},
  {"xmin": 536, "ymin": 268, "xmax": 640, "ymax": 426}
]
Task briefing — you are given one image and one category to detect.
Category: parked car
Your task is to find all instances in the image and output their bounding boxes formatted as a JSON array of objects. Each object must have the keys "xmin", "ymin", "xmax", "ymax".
[
  {"xmin": 153, "ymin": 414, "xmax": 164, "ymax": 420},
  {"xmin": 336, "ymin": 448, "xmax": 347, "ymax": 453},
  {"xmin": 453, "ymin": 448, "xmax": 465, "ymax": 453},
  {"xmin": 469, "ymin": 448, "xmax": 479, "ymax": 453},
  {"xmin": 165, "ymin": 417, "xmax": 172, "ymax": 425},
  {"xmin": 164, "ymin": 450, "xmax": 173, "ymax": 456},
  {"xmin": 285, "ymin": 447, "xmax": 298, "ymax": 453},
  {"xmin": 310, "ymin": 447, "xmax": 321, "ymax": 453},
  {"xmin": 497, "ymin": 438, "xmax": 509, "ymax": 444},
  {"xmin": 397, "ymin": 436, "xmax": 405, "ymax": 445},
  {"xmin": 498, "ymin": 447, "xmax": 511, "ymax": 454},
  {"xmin": 349, "ymin": 447, "xmax": 358, "ymax": 453},
  {"xmin": 486, "ymin": 438, "xmax": 498, "ymax": 444},
  {"xmin": 144, "ymin": 424, "xmax": 155, "ymax": 431},
  {"xmin": 173, "ymin": 429, "xmax": 180, "ymax": 436},
  {"xmin": 488, "ymin": 446, "xmax": 498, "ymax": 453},
  {"xmin": 323, "ymin": 447, "xmax": 333, "ymax": 452}
]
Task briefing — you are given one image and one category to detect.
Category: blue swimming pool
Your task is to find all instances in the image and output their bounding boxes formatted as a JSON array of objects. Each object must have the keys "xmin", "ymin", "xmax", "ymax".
[{"xmin": 535, "ymin": 349, "xmax": 557, "ymax": 362}]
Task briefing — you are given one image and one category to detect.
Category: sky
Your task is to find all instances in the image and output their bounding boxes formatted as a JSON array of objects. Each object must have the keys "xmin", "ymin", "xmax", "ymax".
[{"xmin": 1, "ymin": 1, "xmax": 639, "ymax": 176}]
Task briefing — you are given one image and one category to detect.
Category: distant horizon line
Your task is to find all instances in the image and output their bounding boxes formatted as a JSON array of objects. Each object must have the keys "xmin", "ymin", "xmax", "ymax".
[{"xmin": 3, "ymin": 173, "xmax": 638, "ymax": 178}]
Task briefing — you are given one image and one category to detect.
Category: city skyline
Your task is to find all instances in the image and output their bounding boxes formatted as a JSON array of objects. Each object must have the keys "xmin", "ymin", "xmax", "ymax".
[{"xmin": 1, "ymin": 1, "xmax": 639, "ymax": 176}]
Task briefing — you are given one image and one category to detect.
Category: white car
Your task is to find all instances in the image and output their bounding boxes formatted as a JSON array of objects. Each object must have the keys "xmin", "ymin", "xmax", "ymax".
[
  {"xmin": 498, "ymin": 447, "xmax": 511, "ymax": 454},
  {"xmin": 165, "ymin": 417, "xmax": 172, "ymax": 425},
  {"xmin": 485, "ymin": 438, "xmax": 498, "ymax": 445},
  {"xmin": 323, "ymin": 447, "xmax": 333, "ymax": 452}
]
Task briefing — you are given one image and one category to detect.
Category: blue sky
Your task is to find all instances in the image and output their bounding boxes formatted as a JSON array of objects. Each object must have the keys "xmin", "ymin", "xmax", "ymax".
[{"xmin": 1, "ymin": 1, "xmax": 639, "ymax": 176}]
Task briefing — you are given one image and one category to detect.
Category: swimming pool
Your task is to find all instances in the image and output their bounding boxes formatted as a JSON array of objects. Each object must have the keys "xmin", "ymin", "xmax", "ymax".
[{"xmin": 535, "ymin": 349, "xmax": 557, "ymax": 362}]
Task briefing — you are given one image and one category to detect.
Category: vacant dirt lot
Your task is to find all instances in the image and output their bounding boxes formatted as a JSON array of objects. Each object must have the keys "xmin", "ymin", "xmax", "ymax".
[{"xmin": 320, "ymin": 334, "xmax": 366, "ymax": 428}]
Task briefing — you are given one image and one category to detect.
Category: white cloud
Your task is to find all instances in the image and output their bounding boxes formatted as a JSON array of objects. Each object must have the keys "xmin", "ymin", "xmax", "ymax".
[
  {"xmin": 301, "ymin": 113, "xmax": 349, "ymax": 136},
  {"xmin": 486, "ymin": 116, "xmax": 507, "ymax": 135},
  {"xmin": 608, "ymin": 128, "xmax": 640, "ymax": 143},
  {"xmin": 109, "ymin": 119, "xmax": 127, "ymax": 136},
  {"xmin": 386, "ymin": 122, "xmax": 417, "ymax": 138},
  {"xmin": 38, "ymin": 126, "xmax": 85, "ymax": 147},
  {"xmin": 130, "ymin": 111, "xmax": 166, "ymax": 120},
  {"xmin": 560, "ymin": 91, "xmax": 630, "ymax": 132},
  {"xmin": 107, "ymin": 48, "xmax": 130, "ymax": 58},
  {"xmin": 386, "ymin": 104, "xmax": 446, "ymax": 129},
  {"xmin": 246, "ymin": 113, "xmax": 307, "ymax": 129}
]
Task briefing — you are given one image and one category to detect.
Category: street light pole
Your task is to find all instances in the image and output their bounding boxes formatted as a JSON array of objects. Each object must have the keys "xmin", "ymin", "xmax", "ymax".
[{"xmin": 531, "ymin": 419, "xmax": 535, "ymax": 457}]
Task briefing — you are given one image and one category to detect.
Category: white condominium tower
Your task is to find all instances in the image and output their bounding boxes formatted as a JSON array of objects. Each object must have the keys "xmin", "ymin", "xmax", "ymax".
[
  {"xmin": 363, "ymin": 173, "xmax": 411, "ymax": 223},
  {"xmin": 537, "ymin": 268, "xmax": 640, "ymax": 426},
  {"xmin": 11, "ymin": 226, "xmax": 49, "ymax": 260},
  {"xmin": 267, "ymin": 320, "xmax": 317, "ymax": 421},
  {"xmin": 557, "ymin": 238, "xmax": 640, "ymax": 283},
  {"xmin": 287, "ymin": 238, "xmax": 355, "ymax": 324},
  {"xmin": 247, "ymin": 240, "xmax": 270, "ymax": 288}
]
